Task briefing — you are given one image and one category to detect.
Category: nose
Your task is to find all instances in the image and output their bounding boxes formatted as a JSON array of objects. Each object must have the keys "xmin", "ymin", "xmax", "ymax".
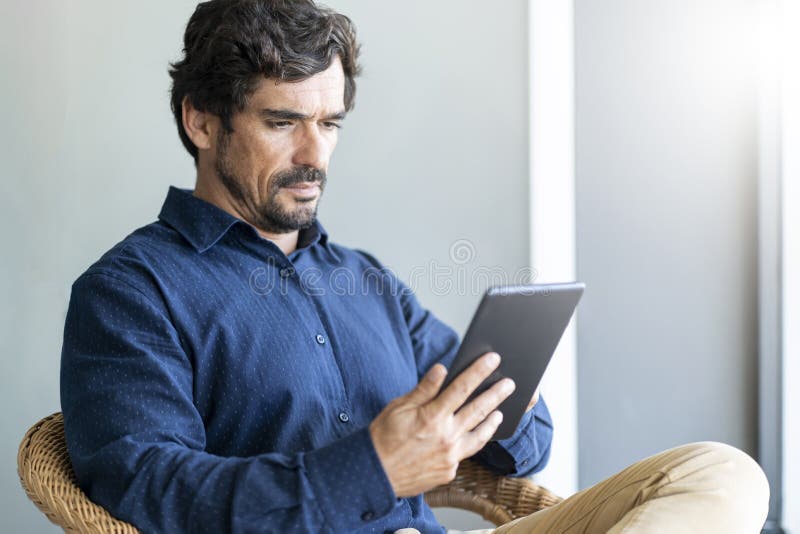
[{"xmin": 291, "ymin": 124, "xmax": 331, "ymax": 171}]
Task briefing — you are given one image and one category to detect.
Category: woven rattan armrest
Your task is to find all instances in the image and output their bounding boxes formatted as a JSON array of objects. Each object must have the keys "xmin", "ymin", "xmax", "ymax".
[
  {"xmin": 17, "ymin": 413, "xmax": 138, "ymax": 533},
  {"xmin": 424, "ymin": 457, "xmax": 563, "ymax": 526}
]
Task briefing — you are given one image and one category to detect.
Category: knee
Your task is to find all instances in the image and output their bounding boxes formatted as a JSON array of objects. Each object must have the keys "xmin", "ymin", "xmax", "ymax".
[
  {"xmin": 691, "ymin": 442, "xmax": 768, "ymax": 492},
  {"xmin": 680, "ymin": 441, "xmax": 770, "ymax": 517}
]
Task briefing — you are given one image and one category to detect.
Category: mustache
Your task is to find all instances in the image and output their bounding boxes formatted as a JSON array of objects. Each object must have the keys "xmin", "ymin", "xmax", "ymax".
[{"xmin": 273, "ymin": 167, "xmax": 326, "ymax": 189}]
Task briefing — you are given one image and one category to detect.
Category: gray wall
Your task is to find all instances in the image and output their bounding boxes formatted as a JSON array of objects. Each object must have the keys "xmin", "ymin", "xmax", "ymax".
[
  {"xmin": 0, "ymin": 1, "xmax": 528, "ymax": 531},
  {"xmin": 1, "ymin": 2, "xmax": 198, "ymax": 532},
  {"xmin": 574, "ymin": 0, "xmax": 760, "ymax": 489},
  {"xmin": 322, "ymin": 0, "xmax": 531, "ymax": 336}
]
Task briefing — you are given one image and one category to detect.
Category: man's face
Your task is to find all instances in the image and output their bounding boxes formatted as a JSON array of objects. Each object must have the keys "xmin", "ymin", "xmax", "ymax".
[{"xmin": 212, "ymin": 56, "xmax": 346, "ymax": 234}]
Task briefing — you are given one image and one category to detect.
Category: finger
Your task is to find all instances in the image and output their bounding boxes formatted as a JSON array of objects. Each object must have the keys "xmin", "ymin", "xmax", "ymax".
[
  {"xmin": 429, "ymin": 352, "xmax": 500, "ymax": 414},
  {"xmin": 405, "ymin": 363, "xmax": 448, "ymax": 405},
  {"xmin": 457, "ymin": 410, "xmax": 504, "ymax": 459},
  {"xmin": 453, "ymin": 377, "xmax": 515, "ymax": 432},
  {"xmin": 526, "ymin": 386, "xmax": 540, "ymax": 411}
]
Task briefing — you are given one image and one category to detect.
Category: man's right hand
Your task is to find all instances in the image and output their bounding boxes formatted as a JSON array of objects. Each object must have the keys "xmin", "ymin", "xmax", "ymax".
[{"xmin": 368, "ymin": 352, "xmax": 515, "ymax": 497}]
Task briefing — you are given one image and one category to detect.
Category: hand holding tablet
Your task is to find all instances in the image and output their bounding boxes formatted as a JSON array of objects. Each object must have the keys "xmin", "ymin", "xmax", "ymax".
[{"xmin": 369, "ymin": 282, "xmax": 583, "ymax": 496}]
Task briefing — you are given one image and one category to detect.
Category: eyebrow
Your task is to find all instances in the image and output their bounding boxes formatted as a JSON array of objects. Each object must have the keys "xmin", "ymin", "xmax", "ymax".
[{"xmin": 259, "ymin": 108, "xmax": 347, "ymax": 121}]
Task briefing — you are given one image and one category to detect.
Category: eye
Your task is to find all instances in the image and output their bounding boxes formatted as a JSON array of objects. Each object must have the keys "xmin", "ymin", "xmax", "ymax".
[
  {"xmin": 267, "ymin": 121, "xmax": 293, "ymax": 129},
  {"xmin": 322, "ymin": 121, "xmax": 342, "ymax": 130}
]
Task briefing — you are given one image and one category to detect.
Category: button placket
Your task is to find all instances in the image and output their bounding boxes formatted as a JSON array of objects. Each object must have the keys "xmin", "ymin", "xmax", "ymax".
[{"xmin": 290, "ymin": 264, "xmax": 353, "ymax": 423}]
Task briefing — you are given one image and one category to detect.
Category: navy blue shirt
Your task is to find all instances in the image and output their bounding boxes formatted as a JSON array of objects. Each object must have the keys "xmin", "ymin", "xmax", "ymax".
[{"xmin": 60, "ymin": 186, "xmax": 553, "ymax": 534}]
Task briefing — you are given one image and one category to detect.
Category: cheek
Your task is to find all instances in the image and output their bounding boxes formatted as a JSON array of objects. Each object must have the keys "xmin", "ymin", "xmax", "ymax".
[
  {"xmin": 237, "ymin": 132, "xmax": 288, "ymax": 176},
  {"xmin": 252, "ymin": 127, "xmax": 294, "ymax": 162}
]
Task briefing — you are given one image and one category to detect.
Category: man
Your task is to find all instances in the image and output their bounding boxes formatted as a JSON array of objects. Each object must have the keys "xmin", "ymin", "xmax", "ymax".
[{"xmin": 60, "ymin": 1, "xmax": 769, "ymax": 533}]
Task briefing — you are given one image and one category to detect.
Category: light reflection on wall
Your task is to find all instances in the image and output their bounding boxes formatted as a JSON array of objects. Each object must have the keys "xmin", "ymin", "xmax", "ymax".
[{"xmin": 779, "ymin": 0, "xmax": 800, "ymax": 529}]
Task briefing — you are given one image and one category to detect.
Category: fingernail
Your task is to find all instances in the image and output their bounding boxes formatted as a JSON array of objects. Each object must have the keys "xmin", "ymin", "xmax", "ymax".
[
  {"xmin": 501, "ymin": 378, "xmax": 515, "ymax": 392},
  {"xmin": 427, "ymin": 365, "xmax": 445, "ymax": 381},
  {"xmin": 486, "ymin": 352, "xmax": 501, "ymax": 367}
]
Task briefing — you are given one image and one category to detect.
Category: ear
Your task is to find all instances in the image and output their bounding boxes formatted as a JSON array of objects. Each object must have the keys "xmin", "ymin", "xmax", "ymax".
[{"xmin": 182, "ymin": 96, "xmax": 215, "ymax": 153}]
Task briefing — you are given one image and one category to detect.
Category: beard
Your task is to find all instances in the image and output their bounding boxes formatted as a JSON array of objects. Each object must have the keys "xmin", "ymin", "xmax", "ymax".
[{"xmin": 214, "ymin": 129, "xmax": 327, "ymax": 234}]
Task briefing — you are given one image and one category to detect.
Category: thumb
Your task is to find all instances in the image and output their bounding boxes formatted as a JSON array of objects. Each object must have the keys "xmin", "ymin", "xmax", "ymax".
[{"xmin": 406, "ymin": 364, "xmax": 447, "ymax": 405}]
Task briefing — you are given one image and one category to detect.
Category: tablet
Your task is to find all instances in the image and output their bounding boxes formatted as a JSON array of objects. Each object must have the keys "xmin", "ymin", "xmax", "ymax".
[{"xmin": 442, "ymin": 282, "xmax": 585, "ymax": 440}]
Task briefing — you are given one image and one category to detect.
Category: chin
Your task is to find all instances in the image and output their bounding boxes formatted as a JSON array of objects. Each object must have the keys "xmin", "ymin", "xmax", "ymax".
[{"xmin": 287, "ymin": 206, "xmax": 318, "ymax": 226}]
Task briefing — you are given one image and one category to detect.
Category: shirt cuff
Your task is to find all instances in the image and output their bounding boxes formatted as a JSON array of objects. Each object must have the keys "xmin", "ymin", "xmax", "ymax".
[
  {"xmin": 475, "ymin": 406, "xmax": 538, "ymax": 476},
  {"xmin": 497, "ymin": 407, "xmax": 537, "ymax": 470},
  {"xmin": 304, "ymin": 427, "xmax": 397, "ymax": 532}
]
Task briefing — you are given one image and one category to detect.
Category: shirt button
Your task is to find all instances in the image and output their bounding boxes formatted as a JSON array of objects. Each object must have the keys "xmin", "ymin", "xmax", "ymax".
[
  {"xmin": 338, "ymin": 412, "xmax": 350, "ymax": 423},
  {"xmin": 521, "ymin": 459, "xmax": 529, "ymax": 466},
  {"xmin": 315, "ymin": 334, "xmax": 326, "ymax": 344},
  {"xmin": 361, "ymin": 511, "xmax": 374, "ymax": 521},
  {"xmin": 279, "ymin": 267, "xmax": 294, "ymax": 278}
]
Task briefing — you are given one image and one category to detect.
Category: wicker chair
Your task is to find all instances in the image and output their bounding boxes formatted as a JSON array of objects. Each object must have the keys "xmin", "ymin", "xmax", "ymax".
[{"xmin": 18, "ymin": 412, "xmax": 563, "ymax": 533}]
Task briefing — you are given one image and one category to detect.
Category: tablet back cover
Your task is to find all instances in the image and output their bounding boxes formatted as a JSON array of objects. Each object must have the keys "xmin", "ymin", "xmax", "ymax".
[{"xmin": 446, "ymin": 282, "xmax": 584, "ymax": 440}]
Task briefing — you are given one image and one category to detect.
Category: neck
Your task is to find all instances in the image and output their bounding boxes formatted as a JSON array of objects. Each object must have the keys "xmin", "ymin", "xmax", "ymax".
[{"xmin": 254, "ymin": 228, "xmax": 300, "ymax": 256}]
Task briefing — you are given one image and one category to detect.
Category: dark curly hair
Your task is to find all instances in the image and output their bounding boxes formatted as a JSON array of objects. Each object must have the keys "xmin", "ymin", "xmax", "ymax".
[{"xmin": 168, "ymin": 0, "xmax": 361, "ymax": 164}]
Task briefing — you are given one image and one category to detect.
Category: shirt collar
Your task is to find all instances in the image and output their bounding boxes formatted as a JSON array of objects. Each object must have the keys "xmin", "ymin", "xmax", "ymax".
[{"xmin": 158, "ymin": 186, "xmax": 339, "ymax": 260}]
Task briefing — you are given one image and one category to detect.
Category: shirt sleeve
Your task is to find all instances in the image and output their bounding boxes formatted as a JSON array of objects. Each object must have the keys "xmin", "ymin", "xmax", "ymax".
[
  {"xmin": 355, "ymin": 250, "xmax": 554, "ymax": 478},
  {"xmin": 60, "ymin": 271, "xmax": 397, "ymax": 534}
]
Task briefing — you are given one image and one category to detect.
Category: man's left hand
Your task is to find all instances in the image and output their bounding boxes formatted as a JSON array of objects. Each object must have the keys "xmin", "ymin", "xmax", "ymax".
[{"xmin": 525, "ymin": 386, "xmax": 540, "ymax": 413}]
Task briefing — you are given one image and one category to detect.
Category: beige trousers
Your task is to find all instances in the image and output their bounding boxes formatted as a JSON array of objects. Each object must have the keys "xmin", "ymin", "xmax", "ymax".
[{"xmin": 398, "ymin": 440, "xmax": 770, "ymax": 534}]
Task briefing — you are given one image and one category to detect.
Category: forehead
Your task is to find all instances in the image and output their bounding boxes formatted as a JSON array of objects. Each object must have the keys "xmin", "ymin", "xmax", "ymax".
[{"xmin": 247, "ymin": 56, "xmax": 346, "ymax": 115}]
